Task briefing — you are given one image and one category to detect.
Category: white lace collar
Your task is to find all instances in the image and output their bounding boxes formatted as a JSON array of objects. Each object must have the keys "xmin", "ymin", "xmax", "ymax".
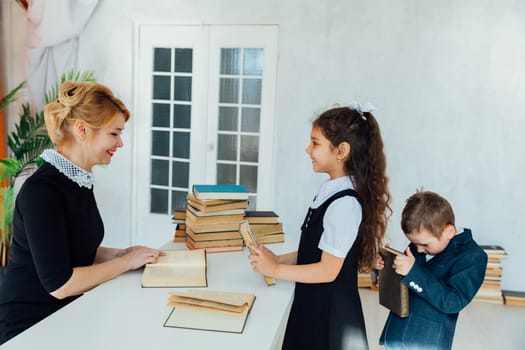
[{"xmin": 41, "ymin": 149, "xmax": 94, "ymax": 189}]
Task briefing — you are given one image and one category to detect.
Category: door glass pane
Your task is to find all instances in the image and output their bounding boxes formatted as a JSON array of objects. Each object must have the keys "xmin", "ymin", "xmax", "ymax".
[
  {"xmin": 240, "ymin": 135, "xmax": 259, "ymax": 162},
  {"xmin": 219, "ymin": 78, "xmax": 239, "ymax": 103},
  {"xmin": 217, "ymin": 134, "xmax": 237, "ymax": 161},
  {"xmin": 242, "ymin": 78, "xmax": 262, "ymax": 105},
  {"xmin": 153, "ymin": 75, "xmax": 171, "ymax": 100},
  {"xmin": 150, "ymin": 47, "xmax": 193, "ymax": 215},
  {"xmin": 172, "ymin": 131, "xmax": 190, "ymax": 158},
  {"xmin": 240, "ymin": 165, "xmax": 257, "ymax": 193},
  {"xmin": 173, "ymin": 104, "xmax": 191, "ymax": 128},
  {"xmin": 154, "ymin": 48, "xmax": 171, "ymax": 72},
  {"xmin": 175, "ymin": 48, "xmax": 192, "ymax": 73},
  {"xmin": 220, "ymin": 48, "xmax": 240, "ymax": 75},
  {"xmin": 152, "ymin": 103, "xmax": 170, "ymax": 127},
  {"xmin": 218, "ymin": 106, "xmax": 238, "ymax": 131},
  {"xmin": 243, "ymin": 48, "xmax": 263, "ymax": 76},
  {"xmin": 151, "ymin": 159, "xmax": 169, "ymax": 186},
  {"xmin": 217, "ymin": 163, "xmax": 236, "ymax": 184},
  {"xmin": 174, "ymin": 77, "xmax": 192, "ymax": 101},
  {"xmin": 172, "ymin": 161, "xmax": 189, "ymax": 187},
  {"xmin": 152, "ymin": 131, "xmax": 169, "ymax": 156},
  {"xmin": 150, "ymin": 188, "xmax": 169, "ymax": 214},
  {"xmin": 171, "ymin": 190, "xmax": 188, "ymax": 213},
  {"xmin": 241, "ymin": 107, "xmax": 260, "ymax": 132}
]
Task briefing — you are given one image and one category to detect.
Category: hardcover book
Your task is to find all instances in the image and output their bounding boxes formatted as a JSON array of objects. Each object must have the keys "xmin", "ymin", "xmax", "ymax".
[
  {"xmin": 192, "ymin": 184, "xmax": 250, "ymax": 201},
  {"xmin": 141, "ymin": 250, "xmax": 207, "ymax": 288},
  {"xmin": 378, "ymin": 246, "xmax": 409, "ymax": 317},
  {"xmin": 165, "ymin": 289, "xmax": 256, "ymax": 333},
  {"xmin": 239, "ymin": 221, "xmax": 276, "ymax": 286},
  {"xmin": 244, "ymin": 211, "xmax": 279, "ymax": 224}
]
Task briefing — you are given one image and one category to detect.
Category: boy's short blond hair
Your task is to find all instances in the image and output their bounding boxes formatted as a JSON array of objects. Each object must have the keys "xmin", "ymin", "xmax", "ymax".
[{"xmin": 401, "ymin": 191, "xmax": 455, "ymax": 238}]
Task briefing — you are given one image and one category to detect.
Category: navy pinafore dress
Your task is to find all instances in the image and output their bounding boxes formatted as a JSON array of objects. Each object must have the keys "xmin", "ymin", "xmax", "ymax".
[{"xmin": 282, "ymin": 189, "xmax": 369, "ymax": 350}]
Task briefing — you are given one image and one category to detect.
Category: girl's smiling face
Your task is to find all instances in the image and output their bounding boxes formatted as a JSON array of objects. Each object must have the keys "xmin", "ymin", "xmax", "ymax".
[{"xmin": 305, "ymin": 125, "xmax": 345, "ymax": 179}]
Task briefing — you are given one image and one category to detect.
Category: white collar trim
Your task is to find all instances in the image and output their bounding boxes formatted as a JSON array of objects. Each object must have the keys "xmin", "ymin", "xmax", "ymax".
[
  {"xmin": 41, "ymin": 149, "xmax": 94, "ymax": 189},
  {"xmin": 312, "ymin": 176, "xmax": 354, "ymax": 207}
]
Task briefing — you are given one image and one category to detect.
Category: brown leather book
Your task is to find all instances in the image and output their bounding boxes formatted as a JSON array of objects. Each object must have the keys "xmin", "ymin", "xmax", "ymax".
[{"xmin": 378, "ymin": 246, "xmax": 409, "ymax": 317}]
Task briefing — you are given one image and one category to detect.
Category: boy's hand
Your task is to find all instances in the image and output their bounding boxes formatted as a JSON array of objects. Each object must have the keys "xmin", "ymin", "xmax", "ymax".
[
  {"xmin": 393, "ymin": 247, "xmax": 415, "ymax": 276},
  {"xmin": 373, "ymin": 254, "xmax": 384, "ymax": 270}
]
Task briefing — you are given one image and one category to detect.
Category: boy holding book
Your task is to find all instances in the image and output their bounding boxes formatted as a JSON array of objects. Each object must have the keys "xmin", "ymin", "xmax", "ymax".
[{"xmin": 377, "ymin": 191, "xmax": 487, "ymax": 350}]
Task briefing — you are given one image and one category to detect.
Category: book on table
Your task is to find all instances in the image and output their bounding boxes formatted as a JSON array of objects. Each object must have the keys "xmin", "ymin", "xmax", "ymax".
[
  {"xmin": 244, "ymin": 210, "xmax": 279, "ymax": 224},
  {"xmin": 187, "ymin": 194, "xmax": 249, "ymax": 213},
  {"xmin": 186, "ymin": 204, "xmax": 246, "ymax": 217},
  {"xmin": 186, "ymin": 240, "xmax": 244, "ymax": 253},
  {"xmin": 186, "ymin": 227, "xmax": 242, "ymax": 241},
  {"xmin": 141, "ymin": 249, "xmax": 207, "ymax": 288},
  {"xmin": 378, "ymin": 246, "xmax": 409, "ymax": 317},
  {"xmin": 164, "ymin": 289, "xmax": 256, "ymax": 333},
  {"xmin": 185, "ymin": 208, "xmax": 244, "ymax": 224},
  {"xmin": 250, "ymin": 222, "xmax": 283, "ymax": 236},
  {"xmin": 185, "ymin": 217, "xmax": 243, "ymax": 233},
  {"xmin": 239, "ymin": 220, "xmax": 276, "ymax": 286},
  {"xmin": 192, "ymin": 184, "xmax": 250, "ymax": 201}
]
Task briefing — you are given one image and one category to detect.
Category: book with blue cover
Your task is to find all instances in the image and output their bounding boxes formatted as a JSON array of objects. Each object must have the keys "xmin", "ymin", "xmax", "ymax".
[{"xmin": 192, "ymin": 184, "xmax": 250, "ymax": 201}]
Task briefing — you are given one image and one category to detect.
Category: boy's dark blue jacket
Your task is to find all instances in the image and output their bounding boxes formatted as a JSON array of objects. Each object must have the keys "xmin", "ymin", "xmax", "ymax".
[{"xmin": 380, "ymin": 228, "xmax": 487, "ymax": 350}]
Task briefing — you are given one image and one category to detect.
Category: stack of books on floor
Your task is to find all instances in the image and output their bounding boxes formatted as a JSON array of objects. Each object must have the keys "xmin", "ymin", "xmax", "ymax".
[
  {"xmin": 244, "ymin": 211, "xmax": 284, "ymax": 244},
  {"xmin": 185, "ymin": 184, "xmax": 249, "ymax": 253},
  {"xmin": 172, "ymin": 209, "xmax": 186, "ymax": 243},
  {"xmin": 474, "ymin": 245, "xmax": 507, "ymax": 304},
  {"xmin": 502, "ymin": 290, "xmax": 525, "ymax": 307},
  {"xmin": 358, "ymin": 271, "xmax": 375, "ymax": 289}
]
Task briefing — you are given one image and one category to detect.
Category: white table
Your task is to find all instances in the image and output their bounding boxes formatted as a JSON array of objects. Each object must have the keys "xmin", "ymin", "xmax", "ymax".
[{"xmin": 2, "ymin": 236, "xmax": 299, "ymax": 350}]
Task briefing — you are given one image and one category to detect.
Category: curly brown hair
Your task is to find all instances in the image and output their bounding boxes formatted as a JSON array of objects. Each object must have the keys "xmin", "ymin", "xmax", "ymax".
[{"xmin": 313, "ymin": 107, "xmax": 391, "ymax": 271}]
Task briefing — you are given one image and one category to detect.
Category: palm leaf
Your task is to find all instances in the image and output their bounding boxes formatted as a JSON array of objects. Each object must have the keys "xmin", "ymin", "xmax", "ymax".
[
  {"xmin": 0, "ymin": 187, "xmax": 16, "ymax": 243},
  {"xmin": 44, "ymin": 69, "xmax": 96, "ymax": 104},
  {"xmin": 0, "ymin": 81, "xmax": 26, "ymax": 110}
]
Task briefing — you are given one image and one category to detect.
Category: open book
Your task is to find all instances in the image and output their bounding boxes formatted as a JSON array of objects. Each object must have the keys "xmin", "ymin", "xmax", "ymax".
[
  {"xmin": 141, "ymin": 249, "xmax": 207, "ymax": 288},
  {"xmin": 239, "ymin": 221, "xmax": 276, "ymax": 286},
  {"xmin": 378, "ymin": 246, "xmax": 409, "ymax": 317},
  {"xmin": 164, "ymin": 289, "xmax": 256, "ymax": 333}
]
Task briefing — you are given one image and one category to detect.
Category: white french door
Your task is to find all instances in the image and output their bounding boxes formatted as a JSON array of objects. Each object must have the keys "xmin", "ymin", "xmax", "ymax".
[{"xmin": 133, "ymin": 24, "xmax": 278, "ymax": 247}]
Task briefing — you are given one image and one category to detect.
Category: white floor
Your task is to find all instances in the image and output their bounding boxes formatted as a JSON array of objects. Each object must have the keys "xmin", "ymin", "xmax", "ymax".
[{"xmin": 360, "ymin": 288, "xmax": 525, "ymax": 349}]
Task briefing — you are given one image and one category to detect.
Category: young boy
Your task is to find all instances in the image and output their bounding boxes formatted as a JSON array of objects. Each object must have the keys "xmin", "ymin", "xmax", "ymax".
[{"xmin": 378, "ymin": 191, "xmax": 487, "ymax": 350}]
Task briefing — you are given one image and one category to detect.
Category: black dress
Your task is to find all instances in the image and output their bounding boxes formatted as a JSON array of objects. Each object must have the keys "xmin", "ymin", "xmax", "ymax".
[
  {"xmin": 0, "ymin": 162, "xmax": 104, "ymax": 344},
  {"xmin": 282, "ymin": 189, "xmax": 368, "ymax": 350}
]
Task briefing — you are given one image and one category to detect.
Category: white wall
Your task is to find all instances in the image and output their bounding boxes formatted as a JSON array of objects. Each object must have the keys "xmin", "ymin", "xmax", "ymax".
[{"xmin": 3, "ymin": 0, "xmax": 524, "ymax": 291}]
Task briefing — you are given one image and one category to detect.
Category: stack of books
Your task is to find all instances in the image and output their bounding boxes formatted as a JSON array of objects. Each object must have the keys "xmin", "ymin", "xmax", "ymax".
[
  {"xmin": 358, "ymin": 271, "xmax": 375, "ymax": 288},
  {"xmin": 184, "ymin": 184, "xmax": 249, "ymax": 253},
  {"xmin": 502, "ymin": 290, "xmax": 525, "ymax": 307},
  {"xmin": 244, "ymin": 211, "xmax": 285, "ymax": 244},
  {"xmin": 474, "ymin": 245, "xmax": 507, "ymax": 304},
  {"xmin": 172, "ymin": 209, "xmax": 186, "ymax": 243}
]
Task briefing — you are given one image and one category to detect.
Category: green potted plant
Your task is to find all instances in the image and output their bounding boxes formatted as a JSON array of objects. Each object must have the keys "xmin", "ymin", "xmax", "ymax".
[{"xmin": 0, "ymin": 70, "xmax": 96, "ymax": 267}]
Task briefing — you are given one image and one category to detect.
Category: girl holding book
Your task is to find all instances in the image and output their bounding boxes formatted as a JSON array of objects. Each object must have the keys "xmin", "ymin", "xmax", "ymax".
[{"xmin": 248, "ymin": 103, "xmax": 391, "ymax": 349}]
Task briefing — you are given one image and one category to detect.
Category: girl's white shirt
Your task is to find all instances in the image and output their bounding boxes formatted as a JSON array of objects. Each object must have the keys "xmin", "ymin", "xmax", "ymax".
[{"xmin": 312, "ymin": 176, "xmax": 362, "ymax": 258}]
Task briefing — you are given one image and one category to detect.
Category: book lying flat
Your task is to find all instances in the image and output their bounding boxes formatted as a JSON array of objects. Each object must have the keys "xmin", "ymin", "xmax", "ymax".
[
  {"xmin": 185, "ymin": 209, "xmax": 244, "ymax": 224},
  {"xmin": 141, "ymin": 250, "xmax": 207, "ymax": 288},
  {"xmin": 187, "ymin": 194, "xmax": 249, "ymax": 212},
  {"xmin": 185, "ymin": 239, "xmax": 244, "ymax": 253},
  {"xmin": 186, "ymin": 204, "xmax": 246, "ymax": 217},
  {"xmin": 244, "ymin": 210, "xmax": 279, "ymax": 224},
  {"xmin": 239, "ymin": 221, "xmax": 276, "ymax": 286},
  {"xmin": 193, "ymin": 184, "xmax": 250, "ymax": 201},
  {"xmin": 186, "ymin": 217, "xmax": 243, "ymax": 233},
  {"xmin": 186, "ymin": 227, "xmax": 242, "ymax": 241},
  {"xmin": 378, "ymin": 246, "xmax": 409, "ymax": 317},
  {"xmin": 165, "ymin": 290, "xmax": 256, "ymax": 333}
]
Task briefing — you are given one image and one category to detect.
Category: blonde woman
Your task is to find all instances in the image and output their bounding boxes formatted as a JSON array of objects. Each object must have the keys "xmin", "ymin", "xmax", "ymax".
[{"xmin": 0, "ymin": 81, "xmax": 163, "ymax": 344}]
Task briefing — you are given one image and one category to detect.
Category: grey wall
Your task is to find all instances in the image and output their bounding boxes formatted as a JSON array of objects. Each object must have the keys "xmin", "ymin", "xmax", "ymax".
[{"xmin": 70, "ymin": 0, "xmax": 525, "ymax": 291}]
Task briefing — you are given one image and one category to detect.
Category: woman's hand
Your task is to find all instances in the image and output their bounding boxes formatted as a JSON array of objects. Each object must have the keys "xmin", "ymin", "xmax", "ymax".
[{"xmin": 122, "ymin": 246, "xmax": 165, "ymax": 270}]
